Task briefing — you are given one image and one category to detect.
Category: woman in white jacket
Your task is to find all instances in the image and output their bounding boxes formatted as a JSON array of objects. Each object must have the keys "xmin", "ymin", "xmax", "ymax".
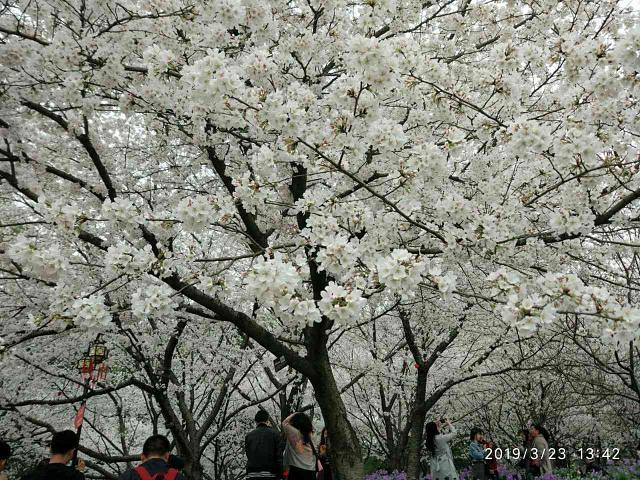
[
  {"xmin": 425, "ymin": 419, "xmax": 458, "ymax": 480},
  {"xmin": 282, "ymin": 412, "xmax": 317, "ymax": 480},
  {"xmin": 530, "ymin": 424, "xmax": 552, "ymax": 475}
]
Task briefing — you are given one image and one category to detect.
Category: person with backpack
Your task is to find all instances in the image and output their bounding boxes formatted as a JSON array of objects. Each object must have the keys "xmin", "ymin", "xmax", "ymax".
[
  {"xmin": 21, "ymin": 430, "xmax": 86, "ymax": 480},
  {"xmin": 245, "ymin": 410, "xmax": 283, "ymax": 480},
  {"xmin": 117, "ymin": 435, "xmax": 185, "ymax": 480}
]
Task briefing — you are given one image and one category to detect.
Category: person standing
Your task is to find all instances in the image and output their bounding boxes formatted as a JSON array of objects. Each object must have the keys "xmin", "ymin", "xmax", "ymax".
[
  {"xmin": 425, "ymin": 418, "xmax": 458, "ymax": 480},
  {"xmin": 482, "ymin": 437, "xmax": 498, "ymax": 480},
  {"xmin": 468, "ymin": 428, "xmax": 486, "ymax": 480},
  {"xmin": 282, "ymin": 412, "xmax": 317, "ymax": 480},
  {"xmin": 245, "ymin": 410, "xmax": 283, "ymax": 480},
  {"xmin": 0, "ymin": 440, "xmax": 11, "ymax": 480},
  {"xmin": 21, "ymin": 430, "xmax": 86, "ymax": 480},
  {"xmin": 516, "ymin": 429, "xmax": 532, "ymax": 478},
  {"xmin": 529, "ymin": 425, "xmax": 552, "ymax": 476},
  {"xmin": 318, "ymin": 428, "xmax": 332, "ymax": 480},
  {"xmin": 117, "ymin": 435, "xmax": 184, "ymax": 480}
]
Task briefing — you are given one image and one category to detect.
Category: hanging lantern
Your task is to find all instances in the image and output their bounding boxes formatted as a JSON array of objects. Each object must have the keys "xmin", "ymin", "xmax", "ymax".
[
  {"xmin": 88, "ymin": 341, "xmax": 109, "ymax": 364},
  {"xmin": 96, "ymin": 362, "xmax": 109, "ymax": 381},
  {"xmin": 77, "ymin": 357, "xmax": 92, "ymax": 373},
  {"xmin": 78, "ymin": 356, "xmax": 94, "ymax": 379}
]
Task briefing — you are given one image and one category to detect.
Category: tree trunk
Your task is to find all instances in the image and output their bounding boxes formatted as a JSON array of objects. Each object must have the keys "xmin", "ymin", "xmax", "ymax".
[
  {"xmin": 388, "ymin": 447, "xmax": 407, "ymax": 471},
  {"xmin": 312, "ymin": 359, "xmax": 364, "ymax": 480},
  {"xmin": 406, "ymin": 368, "xmax": 428, "ymax": 480},
  {"xmin": 185, "ymin": 458, "xmax": 203, "ymax": 480},
  {"xmin": 175, "ymin": 442, "xmax": 202, "ymax": 480}
]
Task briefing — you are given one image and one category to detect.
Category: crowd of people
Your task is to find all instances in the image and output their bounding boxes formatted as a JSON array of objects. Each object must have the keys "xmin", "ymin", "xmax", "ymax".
[
  {"xmin": 245, "ymin": 411, "xmax": 559, "ymax": 480},
  {"xmin": 425, "ymin": 419, "xmax": 554, "ymax": 480},
  {"xmin": 0, "ymin": 412, "xmax": 598, "ymax": 480},
  {"xmin": 0, "ymin": 431, "xmax": 185, "ymax": 480},
  {"xmin": 0, "ymin": 410, "xmax": 327, "ymax": 480},
  {"xmin": 244, "ymin": 410, "xmax": 331, "ymax": 480}
]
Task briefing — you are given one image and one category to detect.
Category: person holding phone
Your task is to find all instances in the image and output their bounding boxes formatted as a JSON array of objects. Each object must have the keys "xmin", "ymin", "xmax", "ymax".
[
  {"xmin": 425, "ymin": 418, "xmax": 458, "ymax": 480},
  {"xmin": 282, "ymin": 413, "xmax": 317, "ymax": 480}
]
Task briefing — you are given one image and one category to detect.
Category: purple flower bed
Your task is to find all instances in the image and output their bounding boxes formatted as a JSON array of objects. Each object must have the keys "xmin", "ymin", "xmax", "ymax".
[
  {"xmin": 364, "ymin": 471, "xmax": 410, "ymax": 480},
  {"xmin": 364, "ymin": 458, "xmax": 640, "ymax": 480}
]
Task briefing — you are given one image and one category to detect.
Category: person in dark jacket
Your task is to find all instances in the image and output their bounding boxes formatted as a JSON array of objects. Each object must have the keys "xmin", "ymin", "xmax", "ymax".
[
  {"xmin": 517, "ymin": 429, "xmax": 532, "ymax": 478},
  {"xmin": 21, "ymin": 430, "xmax": 86, "ymax": 480},
  {"xmin": 117, "ymin": 435, "xmax": 185, "ymax": 480},
  {"xmin": 245, "ymin": 410, "xmax": 283, "ymax": 480},
  {"xmin": 0, "ymin": 440, "xmax": 11, "ymax": 480},
  {"xmin": 482, "ymin": 436, "xmax": 498, "ymax": 480},
  {"xmin": 318, "ymin": 428, "xmax": 332, "ymax": 480}
]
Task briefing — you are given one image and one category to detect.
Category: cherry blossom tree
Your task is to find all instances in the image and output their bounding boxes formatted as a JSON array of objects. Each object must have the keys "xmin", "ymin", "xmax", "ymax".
[
  {"xmin": 340, "ymin": 300, "xmax": 549, "ymax": 475},
  {"xmin": 457, "ymin": 323, "xmax": 640, "ymax": 459},
  {"xmin": 1, "ymin": 0, "xmax": 640, "ymax": 479},
  {"xmin": 0, "ymin": 320, "xmax": 292, "ymax": 480}
]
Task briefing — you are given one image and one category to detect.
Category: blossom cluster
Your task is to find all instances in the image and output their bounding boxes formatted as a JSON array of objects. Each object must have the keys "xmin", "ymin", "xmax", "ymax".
[
  {"xmin": 7, "ymin": 236, "xmax": 67, "ymax": 281},
  {"xmin": 105, "ymin": 242, "xmax": 155, "ymax": 275},
  {"xmin": 131, "ymin": 282, "xmax": 178, "ymax": 320},
  {"xmin": 375, "ymin": 249, "xmax": 426, "ymax": 293},
  {"xmin": 70, "ymin": 295, "xmax": 112, "ymax": 331},
  {"xmin": 488, "ymin": 269, "xmax": 640, "ymax": 344},
  {"xmin": 175, "ymin": 195, "xmax": 215, "ymax": 233}
]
